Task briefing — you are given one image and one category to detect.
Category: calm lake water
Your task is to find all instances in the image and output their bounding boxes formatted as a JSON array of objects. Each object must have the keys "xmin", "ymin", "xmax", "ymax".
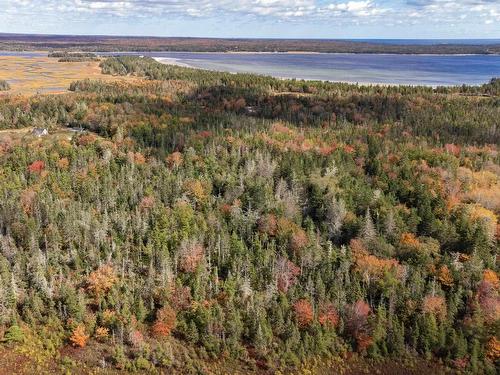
[
  {"xmin": 149, "ymin": 52, "xmax": 500, "ymax": 86},
  {"xmin": 2, "ymin": 50, "xmax": 499, "ymax": 86}
]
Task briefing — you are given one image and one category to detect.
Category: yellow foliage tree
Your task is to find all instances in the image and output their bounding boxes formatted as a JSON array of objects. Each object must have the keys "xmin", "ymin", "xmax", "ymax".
[{"xmin": 87, "ymin": 264, "xmax": 117, "ymax": 298}]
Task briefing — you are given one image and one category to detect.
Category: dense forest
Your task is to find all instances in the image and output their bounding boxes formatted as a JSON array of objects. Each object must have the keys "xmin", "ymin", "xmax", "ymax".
[
  {"xmin": 0, "ymin": 56, "xmax": 498, "ymax": 374},
  {"xmin": 47, "ymin": 52, "xmax": 99, "ymax": 63},
  {"xmin": 1, "ymin": 33, "xmax": 500, "ymax": 54}
]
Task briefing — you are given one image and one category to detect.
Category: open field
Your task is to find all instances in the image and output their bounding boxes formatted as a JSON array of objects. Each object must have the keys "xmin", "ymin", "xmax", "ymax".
[{"xmin": 0, "ymin": 55, "xmax": 136, "ymax": 95}]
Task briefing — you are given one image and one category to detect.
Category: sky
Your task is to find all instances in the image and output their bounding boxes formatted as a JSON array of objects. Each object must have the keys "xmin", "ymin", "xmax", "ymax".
[{"xmin": 0, "ymin": 0, "xmax": 499, "ymax": 39}]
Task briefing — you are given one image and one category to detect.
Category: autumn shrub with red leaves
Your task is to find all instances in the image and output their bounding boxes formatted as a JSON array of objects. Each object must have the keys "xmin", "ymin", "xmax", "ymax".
[
  {"xmin": 197, "ymin": 130, "xmax": 213, "ymax": 139},
  {"xmin": 76, "ymin": 134, "xmax": 97, "ymax": 146},
  {"xmin": 28, "ymin": 160, "xmax": 45, "ymax": 174},
  {"xmin": 444, "ymin": 143, "xmax": 461, "ymax": 156},
  {"xmin": 344, "ymin": 145, "xmax": 355, "ymax": 154},
  {"xmin": 128, "ymin": 329, "xmax": 145, "ymax": 348}
]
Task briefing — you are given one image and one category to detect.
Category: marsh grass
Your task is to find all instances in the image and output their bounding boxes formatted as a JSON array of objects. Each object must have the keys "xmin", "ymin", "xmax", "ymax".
[{"xmin": 0, "ymin": 56, "xmax": 136, "ymax": 96}]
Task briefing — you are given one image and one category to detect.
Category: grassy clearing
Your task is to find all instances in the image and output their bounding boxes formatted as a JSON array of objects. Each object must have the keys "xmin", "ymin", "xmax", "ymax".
[{"xmin": 0, "ymin": 127, "xmax": 97, "ymax": 149}]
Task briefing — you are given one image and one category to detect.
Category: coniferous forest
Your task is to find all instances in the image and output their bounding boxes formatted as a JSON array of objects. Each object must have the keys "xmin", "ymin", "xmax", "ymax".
[{"xmin": 0, "ymin": 56, "xmax": 498, "ymax": 374}]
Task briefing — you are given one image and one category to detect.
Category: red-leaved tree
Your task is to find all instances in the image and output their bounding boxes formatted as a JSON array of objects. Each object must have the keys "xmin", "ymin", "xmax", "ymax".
[
  {"xmin": 152, "ymin": 305, "xmax": 176, "ymax": 337},
  {"xmin": 293, "ymin": 299, "xmax": 314, "ymax": 327}
]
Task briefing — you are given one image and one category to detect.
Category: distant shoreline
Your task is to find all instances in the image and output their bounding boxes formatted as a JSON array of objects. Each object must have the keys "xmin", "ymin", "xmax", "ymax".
[
  {"xmin": 149, "ymin": 51, "xmax": 500, "ymax": 57},
  {"xmin": 1, "ymin": 50, "xmax": 499, "ymax": 57},
  {"xmin": 1, "ymin": 34, "xmax": 499, "ymax": 55}
]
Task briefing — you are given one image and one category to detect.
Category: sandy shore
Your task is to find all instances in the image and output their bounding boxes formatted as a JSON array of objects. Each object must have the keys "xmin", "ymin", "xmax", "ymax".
[{"xmin": 153, "ymin": 57, "xmax": 193, "ymax": 68}]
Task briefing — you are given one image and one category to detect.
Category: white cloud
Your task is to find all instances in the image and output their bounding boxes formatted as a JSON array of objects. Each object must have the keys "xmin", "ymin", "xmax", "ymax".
[
  {"xmin": 0, "ymin": 0, "xmax": 499, "ymax": 32},
  {"xmin": 0, "ymin": 0, "xmax": 387, "ymax": 20}
]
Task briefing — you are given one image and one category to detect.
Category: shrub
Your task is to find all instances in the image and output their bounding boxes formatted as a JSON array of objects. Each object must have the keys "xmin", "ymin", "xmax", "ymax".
[
  {"xmin": 28, "ymin": 160, "xmax": 45, "ymax": 174},
  {"xmin": 2, "ymin": 324, "xmax": 24, "ymax": 343}
]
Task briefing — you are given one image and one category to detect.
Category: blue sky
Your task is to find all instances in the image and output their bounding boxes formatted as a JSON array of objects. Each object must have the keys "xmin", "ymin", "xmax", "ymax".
[{"xmin": 1, "ymin": 0, "xmax": 499, "ymax": 38}]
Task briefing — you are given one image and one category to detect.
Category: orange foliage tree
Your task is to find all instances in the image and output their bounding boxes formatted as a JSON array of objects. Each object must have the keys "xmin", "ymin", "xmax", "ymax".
[
  {"xmin": 483, "ymin": 269, "xmax": 499, "ymax": 289},
  {"xmin": 400, "ymin": 232, "xmax": 420, "ymax": 247},
  {"xmin": 70, "ymin": 324, "xmax": 89, "ymax": 348},
  {"xmin": 351, "ymin": 239, "xmax": 403, "ymax": 283},
  {"xmin": 290, "ymin": 228, "xmax": 308, "ymax": 254},
  {"xmin": 139, "ymin": 195, "xmax": 155, "ymax": 210},
  {"xmin": 184, "ymin": 179, "xmax": 209, "ymax": 202},
  {"xmin": 166, "ymin": 151, "xmax": 183, "ymax": 169},
  {"xmin": 422, "ymin": 295, "xmax": 447, "ymax": 321},
  {"xmin": 94, "ymin": 326, "xmax": 109, "ymax": 342},
  {"xmin": 152, "ymin": 305, "xmax": 176, "ymax": 337},
  {"xmin": 318, "ymin": 303, "xmax": 339, "ymax": 328},
  {"xmin": 486, "ymin": 336, "xmax": 500, "ymax": 362},
  {"xmin": 20, "ymin": 188, "xmax": 36, "ymax": 215},
  {"xmin": 437, "ymin": 265, "xmax": 454, "ymax": 287}
]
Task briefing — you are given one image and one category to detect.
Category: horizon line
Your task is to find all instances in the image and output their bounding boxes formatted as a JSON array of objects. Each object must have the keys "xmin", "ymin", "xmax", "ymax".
[{"xmin": 1, "ymin": 32, "xmax": 499, "ymax": 41}]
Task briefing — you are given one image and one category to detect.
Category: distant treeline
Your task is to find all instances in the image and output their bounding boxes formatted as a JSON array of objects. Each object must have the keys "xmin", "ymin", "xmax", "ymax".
[
  {"xmin": 48, "ymin": 51, "xmax": 100, "ymax": 62},
  {"xmin": 1, "ymin": 33, "xmax": 500, "ymax": 54}
]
